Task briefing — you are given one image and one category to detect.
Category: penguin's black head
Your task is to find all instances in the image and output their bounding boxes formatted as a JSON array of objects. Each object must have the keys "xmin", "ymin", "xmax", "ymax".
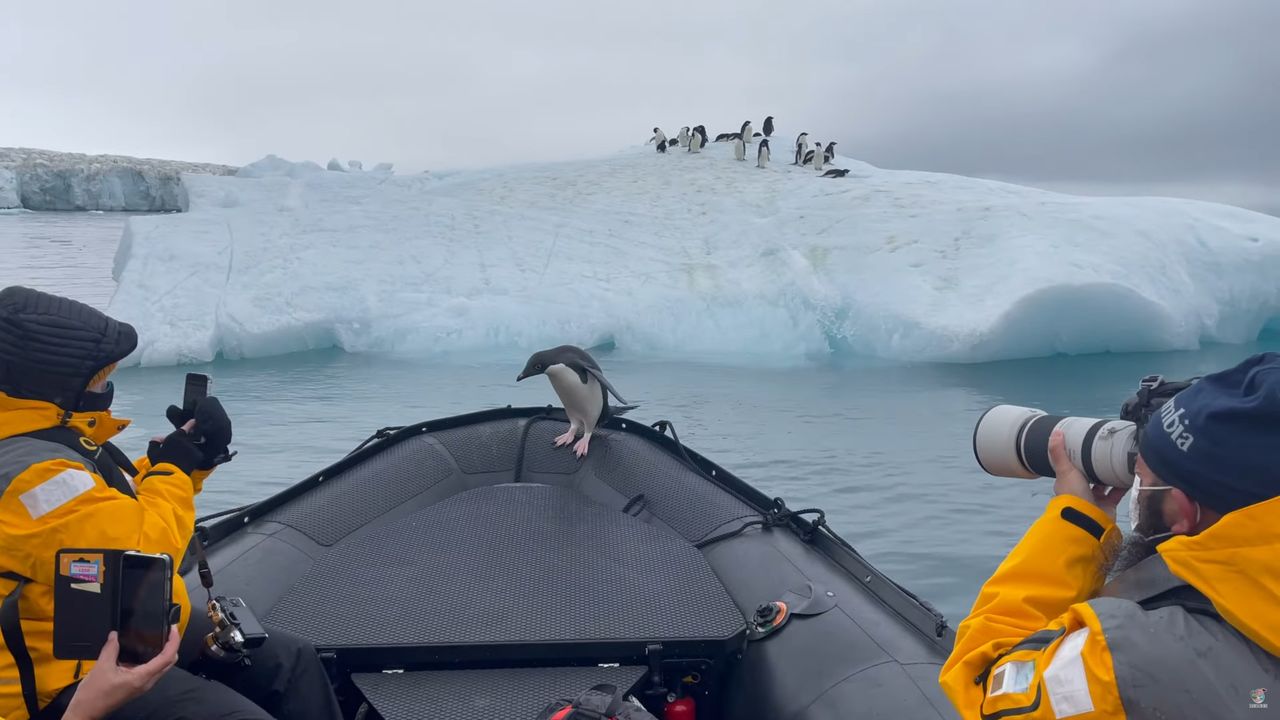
[
  {"xmin": 653, "ymin": 127, "xmax": 660, "ymax": 133},
  {"xmin": 517, "ymin": 351, "xmax": 551, "ymax": 382}
]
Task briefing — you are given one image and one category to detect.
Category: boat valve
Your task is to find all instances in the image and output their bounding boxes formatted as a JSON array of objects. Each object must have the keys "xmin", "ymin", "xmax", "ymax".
[{"xmin": 747, "ymin": 600, "xmax": 790, "ymax": 640}]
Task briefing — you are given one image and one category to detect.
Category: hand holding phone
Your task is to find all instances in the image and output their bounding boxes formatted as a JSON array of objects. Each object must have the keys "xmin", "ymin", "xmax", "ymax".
[
  {"xmin": 163, "ymin": 373, "xmax": 235, "ymax": 468},
  {"xmin": 53, "ymin": 550, "xmax": 174, "ymax": 664},
  {"xmin": 62, "ymin": 628, "xmax": 179, "ymax": 720}
]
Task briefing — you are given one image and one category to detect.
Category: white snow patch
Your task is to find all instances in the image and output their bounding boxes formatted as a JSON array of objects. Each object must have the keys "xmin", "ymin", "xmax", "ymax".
[
  {"xmin": 107, "ymin": 143, "xmax": 1280, "ymax": 366},
  {"xmin": 235, "ymin": 155, "xmax": 325, "ymax": 179}
]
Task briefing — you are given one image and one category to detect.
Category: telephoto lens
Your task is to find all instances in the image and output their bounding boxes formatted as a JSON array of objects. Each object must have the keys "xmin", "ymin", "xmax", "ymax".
[{"xmin": 972, "ymin": 405, "xmax": 1137, "ymax": 488}]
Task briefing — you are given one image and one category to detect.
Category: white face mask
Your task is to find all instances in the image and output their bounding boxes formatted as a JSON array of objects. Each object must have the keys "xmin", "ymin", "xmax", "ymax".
[{"xmin": 1128, "ymin": 475, "xmax": 1198, "ymax": 540}]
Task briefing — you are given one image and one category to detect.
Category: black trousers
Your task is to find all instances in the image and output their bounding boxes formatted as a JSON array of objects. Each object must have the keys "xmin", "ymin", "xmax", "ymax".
[{"xmin": 45, "ymin": 609, "xmax": 342, "ymax": 720}]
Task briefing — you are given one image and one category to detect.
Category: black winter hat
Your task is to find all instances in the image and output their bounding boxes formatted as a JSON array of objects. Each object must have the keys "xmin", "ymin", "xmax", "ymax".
[{"xmin": 0, "ymin": 286, "xmax": 138, "ymax": 411}]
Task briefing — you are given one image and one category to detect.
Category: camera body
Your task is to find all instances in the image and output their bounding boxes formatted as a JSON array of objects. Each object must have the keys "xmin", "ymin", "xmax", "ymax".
[
  {"xmin": 973, "ymin": 374, "xmax": 1197, "ymax": 487},
  {"xmin": 203, "ymin": 595, "xmax": 268, "ymax": 664}
]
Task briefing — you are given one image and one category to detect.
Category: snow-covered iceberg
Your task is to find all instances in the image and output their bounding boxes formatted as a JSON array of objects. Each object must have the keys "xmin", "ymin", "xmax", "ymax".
[
  {"xmin": 108, "ymin": 142, "xmax": 1280, "ymax": 366},
  {"xmin": 0, "ymin": 148, "xmax": 237, "ymax": 211},
  {"xmin": 0, "ymin": 167, "xmax": 18, "ymax": 209}
]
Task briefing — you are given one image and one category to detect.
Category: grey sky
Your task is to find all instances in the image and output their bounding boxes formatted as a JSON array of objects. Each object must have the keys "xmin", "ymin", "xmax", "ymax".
[{"xmin": 3, "ymin": 0, "xmax": 1276, "ymax": 212}]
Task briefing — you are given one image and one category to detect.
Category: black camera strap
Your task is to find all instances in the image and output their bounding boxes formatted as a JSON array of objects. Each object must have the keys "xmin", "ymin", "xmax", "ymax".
[
  {"xmin": 191, "ymin": 527, "xmax": 216, "ymax": 603},
  {"xmin": 0, "ymin": 571, "xmax": 40, "ymax": 720}
]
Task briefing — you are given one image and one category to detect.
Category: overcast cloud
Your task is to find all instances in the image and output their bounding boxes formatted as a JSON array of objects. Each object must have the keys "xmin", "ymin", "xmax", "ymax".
[{"xmin": 3, "ymin": 0, "xmax": 1276, "ymax": 212}]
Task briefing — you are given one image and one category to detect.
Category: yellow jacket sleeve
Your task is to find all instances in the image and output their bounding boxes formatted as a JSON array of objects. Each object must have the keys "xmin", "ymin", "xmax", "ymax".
[
  {"xmin": 939, "ymin": 496, "xmax": 1129, "ymax": 719},
  {"xmin": 0, "ymin": 455, "xmax": 196, "ymax": 593},
  {"xmin": 132, "ymin": 454, "xmax": 211, "ymax": 495}
]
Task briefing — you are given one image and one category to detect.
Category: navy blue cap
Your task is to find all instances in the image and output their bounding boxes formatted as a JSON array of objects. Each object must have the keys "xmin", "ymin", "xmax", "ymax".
[{"xmin": 1140, "ymin": 352, "xmax": 1280, "ymax": 515}]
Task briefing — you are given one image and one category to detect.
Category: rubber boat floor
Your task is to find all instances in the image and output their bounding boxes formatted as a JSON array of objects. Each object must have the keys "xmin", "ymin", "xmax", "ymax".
[
  {"xmin": 264, "ymin": 483, "xmax": 747, "ymax": 664},
  {"xmin": 351, "ymin": 665, "xmax": 648, "ymax": 720}
]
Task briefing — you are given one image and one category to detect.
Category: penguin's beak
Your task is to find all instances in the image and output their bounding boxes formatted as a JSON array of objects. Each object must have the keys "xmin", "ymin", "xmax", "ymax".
[{"xmin": 516, "ymin": 373, "xmax": 525, "ymax": 382}]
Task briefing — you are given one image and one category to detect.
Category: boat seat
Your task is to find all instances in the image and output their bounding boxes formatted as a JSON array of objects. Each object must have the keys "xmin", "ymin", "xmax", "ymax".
[
  {"xmin": 351, "ymin": 665, "xmax": 648, "ymax": 720},
  {"xmin": 264, "ymin": 484, "xmax": 746, "ymax": 669}
]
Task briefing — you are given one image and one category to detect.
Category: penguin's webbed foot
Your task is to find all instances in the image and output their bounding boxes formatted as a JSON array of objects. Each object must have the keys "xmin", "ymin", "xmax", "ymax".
[
  {"xmin": 573, "ymin": 434, "xmax": 592, "ymax": 458},
  {"xmin": 554, "ymin": 429, "xmax": 578, "ymax": 447}
]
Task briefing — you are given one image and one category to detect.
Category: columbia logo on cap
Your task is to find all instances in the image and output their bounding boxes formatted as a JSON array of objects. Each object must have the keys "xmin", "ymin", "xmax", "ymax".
[{"xmin": 1158, "ymin": 399, "xmax": 1195, "ymax": 451}]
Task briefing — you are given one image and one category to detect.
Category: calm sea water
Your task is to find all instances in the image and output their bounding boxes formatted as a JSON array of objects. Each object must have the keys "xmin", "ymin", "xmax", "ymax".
[{"xmin": 3, "ymin": 210, "xmax": 1276, "ymax": 623}]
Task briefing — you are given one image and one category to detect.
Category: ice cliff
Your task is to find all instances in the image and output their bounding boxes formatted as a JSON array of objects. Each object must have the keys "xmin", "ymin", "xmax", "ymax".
[
  {"xmin": 107, "ymin": 141, "xmax": 1280, "ymax": 366},
  {"xmin": 0, "ymin": 147, "xmax": 237, "ymax": 211}
]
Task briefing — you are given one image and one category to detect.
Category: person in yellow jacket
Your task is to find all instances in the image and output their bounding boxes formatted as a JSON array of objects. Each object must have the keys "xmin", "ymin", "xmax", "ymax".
[
  {"xmin": 0, "ymin": 286, "xmax": 340, "ymax": 720},
  {"xmin": 940, "ymin": 352, "xmax": 1280, "ymax": 718}
]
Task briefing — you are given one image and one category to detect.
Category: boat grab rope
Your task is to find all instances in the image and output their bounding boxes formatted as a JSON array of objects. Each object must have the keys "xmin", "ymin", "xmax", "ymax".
[
  {"xmin": 648, "ymin": 419, "xmax": 830, "ymax": 549},
  {"xmin": 693, "ymin": 501, "xmax": 828, "ymax": 549}
]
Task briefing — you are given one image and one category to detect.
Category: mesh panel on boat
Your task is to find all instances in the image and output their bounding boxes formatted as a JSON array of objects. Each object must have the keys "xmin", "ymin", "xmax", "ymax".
[
  {"xmin": 591, "ymin": 431, "xmax": 758, "ymax": 543},
  {"xmin": 259, "ymin": 435, "xmax": 453, "ymax": 546},
  {"xmin": 264, "ymin": 484, "xmax": 744, "ymax": 648},
  {"xmin": 520, "ymin": 418, "xmax": 602, "ymax": 474},
  {"xmin": 352, "ymin": 665, "xmax": 647, "ymax": 720},
  {"xmin": 430, "ymin": 420, "xmax": 522, "ymax": 474}
]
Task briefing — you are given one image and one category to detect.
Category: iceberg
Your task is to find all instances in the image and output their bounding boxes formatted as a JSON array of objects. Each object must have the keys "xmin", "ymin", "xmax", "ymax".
[
  {"xmin": 0, "ymin": 167, "xmax": 17, "ymax": 209},
  {"xmin": 107, "ymin": 144, "xmax": 1280, "ymax": 366},
  {"xmin": 0, "ymin": 147, "xmax": 237, "ymax": 211}
]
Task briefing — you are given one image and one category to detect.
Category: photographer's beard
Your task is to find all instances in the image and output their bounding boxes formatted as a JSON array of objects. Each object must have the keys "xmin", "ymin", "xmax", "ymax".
[{"xmin": 1105, "ymin": 489, "xmax": 1174, "ymax": 580}]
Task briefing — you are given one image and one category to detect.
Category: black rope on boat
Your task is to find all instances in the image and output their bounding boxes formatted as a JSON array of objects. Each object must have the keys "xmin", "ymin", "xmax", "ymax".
[
  {"xmin": 196, "ymin": 503, "xmax": 256, "ymax": 524},
  {"xmin": 694, "ymin": 501, "xmax": 827, "ymax": 549},
  {"xmin": 346, "ymin": 426, "xmax": 405, "ymax": 456},
  {"xmin": 649, "ymin": 419, "xmax": 719, "ymax": 484},
  {"xmin": 513, "ymin": 409, "xmax": 555, "ymax": 481}
]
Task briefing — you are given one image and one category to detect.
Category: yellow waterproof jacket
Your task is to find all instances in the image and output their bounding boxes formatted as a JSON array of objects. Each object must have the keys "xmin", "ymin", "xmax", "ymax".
[
  {"xmin": 0, "ymin": 392, "xmax": 210, "ymax": 720},
  {"xmin": 940, "ymin": 494, "xmax": 1280, "ymax": 719}
]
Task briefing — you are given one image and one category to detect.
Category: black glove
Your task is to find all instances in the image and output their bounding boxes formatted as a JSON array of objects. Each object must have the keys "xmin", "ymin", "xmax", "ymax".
[
  {"xmin": 166, "ymin": 396, "xmax": 234, "ymax": 470},
  {"xmin": 147, "ymin": 429, "xmax": 202, "ymax": 475}
]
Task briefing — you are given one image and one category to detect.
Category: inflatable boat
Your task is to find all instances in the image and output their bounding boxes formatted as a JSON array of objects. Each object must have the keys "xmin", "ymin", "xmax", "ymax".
[{"xmin": 185, "ymin": 407, "xmax": 958, "ymax": 719}]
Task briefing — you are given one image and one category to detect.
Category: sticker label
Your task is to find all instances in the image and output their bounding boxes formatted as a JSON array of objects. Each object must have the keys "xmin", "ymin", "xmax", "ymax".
[
  {"xmin": 989, "ymin": 660, "xmax": 1036, "ymax": 697},
  {"xmin": 1045, "ymin": 628, "xmax": 1095, "ymax": 717},
  {"xmin": 68, "ymin": 560, "xmax": 99, "ymax": 582},
  {"xmin": 20, "ymin": 469, "xmax": 95, "ymax": 519},
  {"xmin": 60, "ymin": 552, "xmax": 105, "ymax": 583}
]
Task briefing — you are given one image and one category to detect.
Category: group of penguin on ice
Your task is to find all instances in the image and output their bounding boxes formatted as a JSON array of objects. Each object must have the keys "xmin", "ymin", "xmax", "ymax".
[{"xmin": 647, "ymin": 116, "xmax": 850, "ymax": 178}]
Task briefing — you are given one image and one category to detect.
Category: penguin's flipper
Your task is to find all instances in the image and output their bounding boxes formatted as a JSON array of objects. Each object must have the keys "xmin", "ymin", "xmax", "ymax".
[{"xmin": 584, "ymin": 366, "xmax": 630, "ymax": 405}]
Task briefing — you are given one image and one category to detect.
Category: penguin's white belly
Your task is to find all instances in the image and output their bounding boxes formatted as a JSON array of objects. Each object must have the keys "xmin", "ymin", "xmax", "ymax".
[{"xmin": 546, "ymin": 365, "xmax": 603, "ymax": 431}]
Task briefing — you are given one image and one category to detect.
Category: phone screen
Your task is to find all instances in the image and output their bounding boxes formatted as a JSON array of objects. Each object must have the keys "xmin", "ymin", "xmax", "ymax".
[
  {"xmin": 183, "ymin": 373, "xmax": 210, "ymax": 414},
  {"xmin": 117, "ymin": 553, "xmax": 171, "ymax": 665}
]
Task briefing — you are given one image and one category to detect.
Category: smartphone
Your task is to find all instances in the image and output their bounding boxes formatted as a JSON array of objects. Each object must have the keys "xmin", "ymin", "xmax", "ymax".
[
  {"xmin": 183, "ymin": 373, "xmax": 211, "ymax": 415},
  {"xmin": 116, "ymin": 551, "xmax": 173, "ymax": 665}
]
